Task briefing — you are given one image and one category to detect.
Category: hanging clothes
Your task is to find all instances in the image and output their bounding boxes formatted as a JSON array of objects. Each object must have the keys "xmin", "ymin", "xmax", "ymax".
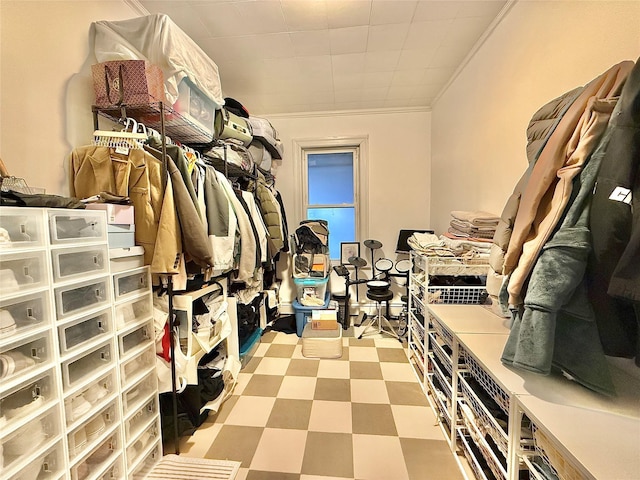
[
  {"xmin": 502, "ymin": 61, "xmax": 634, "ymax": 306},
  {"xmin": 255, "ymin": 172, "xmax": 284, "ymax": 253},
  {"xmin": 69, "ymin": 145, "xmax": 182, "ymax": 276},
  {"xmin": 241, "ymin": 190, "xmax": 269, "ymax": 264},
  {"xmin": 203, "ymin": 165, "xmax": 236, "ymax": 272}
]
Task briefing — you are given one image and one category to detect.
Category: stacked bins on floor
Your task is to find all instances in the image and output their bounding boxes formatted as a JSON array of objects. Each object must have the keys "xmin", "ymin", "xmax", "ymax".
[{"xmin": 290, "ymin": 220, "xmax": 331, "ymax": 336}]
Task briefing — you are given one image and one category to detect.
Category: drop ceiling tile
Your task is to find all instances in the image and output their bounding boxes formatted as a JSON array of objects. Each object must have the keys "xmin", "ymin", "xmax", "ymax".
[
  {"xmin": 370, "ymin": 0, "xmax": 418, "ymax": 26},
  {"xmin": 327, "ymin": 0, "xmax": 372, "ymax": 29},
  {"xmin": 384, "ymin": 98, "xmax": 415, "ymax": 107},
  {"xmin": 332, "ymin": 53, "xmax": 366, "ymax": 75},
  {"xmin": 199, "ymin": 36, "xmax": 248, "ymax": 63},
  {"xmin": 333, "ymin": 72, "xmax": 365, "ymax": 90},
  {"xmin": 420, "ymin": 67, "xmax": 455, "ymax": 85},
  {"xmin": 140, "ymin": 3, "xmax": 209, "ymax": 39},
  {"xmin": 364, "ymin": 50, "xmax": 400, "ymax": 72},
  {"xmin": 440, "ymin": 16, "xmax": 492, "ymax": 47},
  {"xmin": 234, "ymin": 1, "xmax": 288, "ymax": 34},
  {"xmin": 333, "ymin": 101, "xmax": 365, "ymax": 111},
  {"xmin": 306, "ymin": 90, "xmax": 336, "ymax": 104},
  {"xmin": 403, "ymin": 19, "xmax": 451, "ymax": 47},
  {"xmin": 412, "ymin": 0, "xmax": 460, "ymax": 22},
  {"xmin": 396, "ymin": 46, "xmax": 438, "ymax": 70},
  {"xmin": 386, "ymin": 84, "xmax": 417, "ymax": 100},
  {"xmin": 366, "ymin": 23, "xmax": 410, "ymax": 52},
  {"xmin": 289, "ymin": 30, "xmax": 331, "ymax": 56},
  {"xmin": 391, "ymin": 69, "xmax": 426, "ymax": 87},
  {"xmin": 360, "ymin": 99, "xmax": 388, "ymax": 109},
  {"xmin": 192, "ymin": 2, "xmax": 244, "ymax": 38},
  {"xmin": 281, "ymin": 0, "xmax": 329, "ymax": 31},
  {"xmin": 363, "ymin": 71, "xmax": 394, "ymax": 88},
  {"xmin": 361, "ymin": 87, "xmax": 389, "ymax": 101},
  {"xmin": 296, "ymin": 55, "xmax": 333, "ymax": 77},
  {"xmin": 259, "ymin": 57, "xmax": 301, "ymax": 78},
  {"xmin": 334, "ymin": 89, "xmax": 363, "ymax": 103},
  {"xmin": 456, "ymin": 1, "xmax": 506, "ymax": 18},
  {"xmin": 429, "ymin": 43, "xmax": 470, "ymax": 69},
  {"xmin": 412, "ymin": 83, "xmax": 443, "ymax": 98},
  {"xmin": 329, "ymin": 26, "xmax": 369, "ymax": 55}
]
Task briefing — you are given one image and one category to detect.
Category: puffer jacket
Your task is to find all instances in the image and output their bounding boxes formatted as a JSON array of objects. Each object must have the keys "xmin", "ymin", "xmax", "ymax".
[
  {"xmin": 503, "ymin": 61, "xmax": 633, "ymax": 306},
  {"xmin": 255, "ymin": 172, "xmax": 284, "ymax": 253},
  {"xmin": 487, "ymin": 87, "xmax": 584, "ymax": 315}
]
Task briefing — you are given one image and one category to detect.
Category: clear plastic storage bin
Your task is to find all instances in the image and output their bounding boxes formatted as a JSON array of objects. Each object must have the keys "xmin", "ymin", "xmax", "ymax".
[
  {"xmin": 6, "ymin": 438, "xmax": 66, "ymax": 480},
  {"xmin": 0, "ymin": 250, "xmax": 48, "ymax": 295},
  {"xmin": 119, "ymin": 345, "xmax": 155, "ymax": 389},
  {"xmin": 54, "ymin": 276, "xmax": 111, "ymax": 319},
  {"xmin": 0, "ymin": 333, "xmax": 52, "ymax": 384},
  {"xmin": 122, "ymin": 375, "xmax": 157, "ymax": 417},
  {"xmin": 58, "ymin": 308, "xmax": 113, "ymax": 355},
  {"xmin": 68, "ymin": 399, "xmax": 119, "ymax": 460},
  {"xmin": 71, "ymin": 427, "xmax": 121, "ymax": 480},
  {"xmin": 130, "ymin": 440, "xmax": 161, "ymax": 480},
  {"xmin": 124, "ymin": 396, "xmax": 158, "ymax": 444},
  {"xmin": 117, "ymin": 321, "xmax": 152, "ymax": 360},
  {"xmin": 114, "ymin": 294, "xmax": 152, "ymax": 330},
  {"xmin": 0, "ymin": 368, "xmax": 57, "ymax": 431},
  {"xmin": 48, "ymin": 210, "xmax": 107, "ymax": 244},
  {"xmin": 98, "ymin": 454, "xmax": 125, "ymax": 480},
  {"xmin": 112, "ymin": 267, "xmax": 150, "ymax": 302},
  {"xmin": 0, "ymin": 207, "xmax": 45, "ymax": 249},
  {"xmin": 126, "ymin": 419, "xmax": 160, "ymax": 468},
  {"xmin": 0, "ymin": 290, "xmax": 52, "ymax": 339},
  {"xmin": 64, "ymin": 369, "xmax": 117, "ymax": 427},
  {"xmin": 1, "ymin": 406, "xmax": 60, "ymax": 472},
  {"xmin": 62, "ymin": 341, "xmax": 113, "ymax": 390},
  {"xmin": 51, "ymin": 245, "xmax": 109, "ymax": 282}
]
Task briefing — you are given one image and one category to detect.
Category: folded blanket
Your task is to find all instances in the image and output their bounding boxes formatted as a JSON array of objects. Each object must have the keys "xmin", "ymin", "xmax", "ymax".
[{"xmin": 450, "ymin": 210, "xmax": 500, "ymax": 226}]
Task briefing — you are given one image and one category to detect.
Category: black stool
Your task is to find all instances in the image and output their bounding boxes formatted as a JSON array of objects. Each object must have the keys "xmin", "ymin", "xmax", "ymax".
[{"xmin": 358, "ymin": 288, "xmax": 400, "ymax": 341}]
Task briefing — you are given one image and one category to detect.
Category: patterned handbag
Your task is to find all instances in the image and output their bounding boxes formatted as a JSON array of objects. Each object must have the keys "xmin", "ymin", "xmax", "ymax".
[{"xmin": 91, "ymin": 60, "xmax": 164, "ymax": 107}]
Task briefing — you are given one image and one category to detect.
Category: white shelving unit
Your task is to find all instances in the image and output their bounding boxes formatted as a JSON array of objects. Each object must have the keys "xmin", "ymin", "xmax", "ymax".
[
  {"xmin": 419, "ymin": 304, "xmax": 640, "ymax": 480},
  {"xmin": 0, "ymin": 207, "xmax": 161, "ymax": 480}
]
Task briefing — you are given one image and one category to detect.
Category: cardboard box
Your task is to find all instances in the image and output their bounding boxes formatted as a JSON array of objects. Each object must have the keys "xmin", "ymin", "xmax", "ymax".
[
  {"xmin": 311, "ymin": 319, "xmax": 338, "ymax": 330},
  {"xmin": 86, "ymin": 204, "xmax": 134, "ymax": 225}
]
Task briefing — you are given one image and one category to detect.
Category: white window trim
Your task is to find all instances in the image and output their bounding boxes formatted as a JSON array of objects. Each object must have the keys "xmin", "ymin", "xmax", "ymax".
[{"xmin": 292, "ymin": 136, "xmax": 369, "ymax": 248}]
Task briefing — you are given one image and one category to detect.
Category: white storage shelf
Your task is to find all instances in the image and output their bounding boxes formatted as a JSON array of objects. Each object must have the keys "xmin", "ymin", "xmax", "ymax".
[
  {"xmin": 54, "ymin": 275, "xmax": 112, "ymax": 320},
  {"xmin": 114, "ymin": 293, "xmax": 153, "ymax": 331},
  {"xmin": 417, "ymin": 304, "xmax": 640, "ymax": 480},
  {"xmin": 70, "ymin": 426, "xmax": 122, "ymax": 480},
  {"xmin": 0, "ymin": 331, "xmax": 54, "ymax": 387},
  {"xmin": 67, "ymin": 399, "xmax": 120, "ymax": 462},
  {"xmin": 112, "ymin": 267, "xmax": 151, "ymax": 303},
  {"xmin": 62, "ymin": 340, "xmax": 115, "ymax": 392},
  {"xmin": 5, "ymin": 438, "xmax": 67, "ymax": 480},
  {"xmin": 58, "ymin": 308, "xmax": 113, "ymax": 356},
  {"xmin": 64, "ymin": 369, "xmax": 119, "ymax": 429}
]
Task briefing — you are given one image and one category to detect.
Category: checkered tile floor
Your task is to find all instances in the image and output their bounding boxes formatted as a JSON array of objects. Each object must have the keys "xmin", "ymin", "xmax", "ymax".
[{"xmin": 175, "ymin": 328, "xmax": 463, "ymax": 480}]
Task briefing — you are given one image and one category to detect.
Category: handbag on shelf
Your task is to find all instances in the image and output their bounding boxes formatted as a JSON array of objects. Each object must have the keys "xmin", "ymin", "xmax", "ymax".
[
  {"xmin": 91, "ymin": 60, "xmax": 165, "ymax": 107},
  {"xmin": 214, "ymin": 108, "xmax": 253, "ymax": 146}
]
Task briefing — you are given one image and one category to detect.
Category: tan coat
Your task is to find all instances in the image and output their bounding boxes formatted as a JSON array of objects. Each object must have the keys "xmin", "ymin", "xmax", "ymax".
[
  {"xmin": 69, "ymin": 146, "xmax": 182, "ymax": 275},
  {"xmin": 503, "ymin": 61, "xmax": 633, "ymax": 305}
]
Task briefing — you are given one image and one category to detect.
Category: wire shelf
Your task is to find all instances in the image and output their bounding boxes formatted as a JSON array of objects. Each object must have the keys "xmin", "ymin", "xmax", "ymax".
[
  {"xmin": 431, "ymin": 334, "xmax": 453, "ymax": 379},
  {"xmin": 93, "ymin": 103, "xmax": 215, "ymax": 147},
  {"xmin": 429, "ymin": 354, "xmax": 452, "ymax": 401},
  {"xmin": 426, "ymin": 256, "xmax": 490, "ymax": 276},
  {"xmin": 458, "ymin": 373, "xmax": 509, "ymax": 457},
  {"xmin": 462, "ymin": 347, "xmax": 510, "ymax": 415},
  {"xmin": 532, "ymin": 424, "xmax": 583, "ymax": 480},
  {"xmin": 426, "ymin": 285, "xmax": 488, "ymax": 305},
  {"xmin": 431, "ymin": 315, "xmax": 454, "ymax": 349},
  {"xmin": 458, "ymin": 428, "xmax": 496, "ymax": 480},
  {"xmin": 459, "ymin": 399, "xmax": 508, "ymax": 480}
]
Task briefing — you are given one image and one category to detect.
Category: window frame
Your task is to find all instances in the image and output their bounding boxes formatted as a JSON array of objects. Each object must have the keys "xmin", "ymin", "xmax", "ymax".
[{"xmin": 293, "ymin": 136, "xmax": 369, "ymax": 261}]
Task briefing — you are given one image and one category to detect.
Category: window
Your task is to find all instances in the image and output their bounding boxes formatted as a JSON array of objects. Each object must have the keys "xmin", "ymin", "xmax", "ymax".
[{"xmin": 294, "ymin": 137, "xmax": 369, "ymax": 261}]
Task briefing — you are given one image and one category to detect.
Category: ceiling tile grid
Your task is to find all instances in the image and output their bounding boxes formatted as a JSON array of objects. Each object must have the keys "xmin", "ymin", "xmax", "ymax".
[{"xmin": 141, "ymin": 0, "xmax": 507, "ymax": 115}]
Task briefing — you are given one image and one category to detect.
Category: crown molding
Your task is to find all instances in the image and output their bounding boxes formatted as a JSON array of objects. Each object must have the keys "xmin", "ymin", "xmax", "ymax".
[
  {"xmin": 123, "ymin": 0, "xmax": 149, "ymax": 16},
  {"xmin": 432, "ymin": 0, "xmax": 518, "ymax": 106},
  {"xmin": 263, "ymin": 105, "xmax": 431, "ymax": 119}
]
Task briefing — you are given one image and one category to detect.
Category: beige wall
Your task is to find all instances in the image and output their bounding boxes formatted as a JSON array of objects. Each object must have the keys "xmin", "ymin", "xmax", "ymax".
[
  {"xmin": 270, "ymin": 109, "xmax": 431, "ymax": 260},
  {"xmin": 0, "ymin": 1, "xmax": 140, "ymax": 195},
  {"xmin": 430, "ymin": 0, "xmax": 640, "ymax": 234},
  {"xmin": 269, "ymin": 109, "xmax": 431, "ymax": 309}
]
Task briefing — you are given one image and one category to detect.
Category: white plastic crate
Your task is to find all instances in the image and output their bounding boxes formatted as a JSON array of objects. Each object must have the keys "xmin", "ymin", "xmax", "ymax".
[
  {"xmin": 0, "ymin": 207, "xmax": 46, "ymax": 249},
  {"xmin": 67, "ymin": 399, "xmax": 120, "ymax": 460},
  {"xmin": 64, "ymin": 369, "xmax": 118, "ymax": 427},
  {"xmin": 51, "ymin": 244, "xmax": 109, "ymax": 283},
  {"xmin": 124, "ymin": 396, "xmax": 158, "ymax": 444},
  {"xmin": 62, "ymin": 341, "xmax": 114, "ymax": 390},
  {"xmin": 54, "ymin": 276, "xmax": 111, "ymax": 320},
  {"xmin": 114, "ymin": 293, "xmax": 153, "ymax": 330},
  {"xmin": 0, "ymin": 332, "xmax": 52, "ymax": 385},
  {"xmin": 48, "ymin": 210, "xmax": 107, "ymax": 245},
  {"xmin": 112, "ymin": 267, "xmax": 150, "ymax": 303},
  {"xmin": 0, "ymin": 368, "xmax": 58, "ymax": 433},
  {"xmin": 58, "ymin": 308, "xmax": 113, "ymax": 355},
  {"xmin": 0, "ymin": 249, "xmax": 48, "ymax": 295},
  {"xmin": 0, "ymin": 290, "xmax": 52, "ymax": 340}
]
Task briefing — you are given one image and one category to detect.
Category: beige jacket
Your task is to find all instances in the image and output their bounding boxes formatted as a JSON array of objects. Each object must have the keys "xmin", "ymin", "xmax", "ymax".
[
  {"xmin": 503, "ymin": 61, "xmax": 633, "ymax": 305},
  {"xmin": 69, "ymin": 146, "xmax": 182, "ymax": 275}
]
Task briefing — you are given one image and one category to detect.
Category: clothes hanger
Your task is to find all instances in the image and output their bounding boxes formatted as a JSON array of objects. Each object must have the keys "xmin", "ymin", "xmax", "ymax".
[{"xmin": 93, "ymin": 117, "xmax": 146, "ymax": 150}]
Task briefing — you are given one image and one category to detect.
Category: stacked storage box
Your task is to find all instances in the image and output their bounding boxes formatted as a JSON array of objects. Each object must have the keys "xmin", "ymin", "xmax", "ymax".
[{"xmin": 87, "ymin": 204, "xmax": 135, "ymax": 249}]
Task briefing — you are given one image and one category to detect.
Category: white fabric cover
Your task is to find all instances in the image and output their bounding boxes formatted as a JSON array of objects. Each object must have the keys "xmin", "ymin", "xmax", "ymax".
[
  {"xmin": 247, "ymin": 116, "xmax": 283, "ymax": 159},
  {"xmin": 92, "ymin": 14, "xmax": 223, "ymax": 108},
  {"xmin": 248, "ymin": 140, "xmax": 272, "ymax": 171}
]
